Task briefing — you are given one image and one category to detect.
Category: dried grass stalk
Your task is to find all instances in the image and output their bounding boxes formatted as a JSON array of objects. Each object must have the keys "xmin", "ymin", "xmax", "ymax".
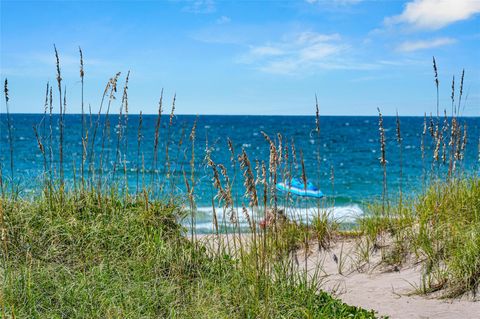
[
  {"xmin": 3, "ymin": 79, "xmax": 14, "ymax": 190},
  {"xmin": 152, "ymin": 89, "xmax": 164, "ymax": 187},
  {"xmin": 377, "ymin": 108, "xmax": 387, "ymax": 213}
]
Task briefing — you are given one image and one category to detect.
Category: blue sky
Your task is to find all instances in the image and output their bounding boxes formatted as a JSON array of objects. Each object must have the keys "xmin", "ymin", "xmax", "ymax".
[{"xmin": 1, "ymin": 0, "xmax": 479, "ymax": 115}]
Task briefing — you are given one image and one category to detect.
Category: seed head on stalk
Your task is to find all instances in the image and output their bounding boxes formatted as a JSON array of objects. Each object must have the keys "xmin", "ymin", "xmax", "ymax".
[
  {"xmin": 169, "ymin": 93, "xmax": 176, "ymax": 126},
  {"xmin": 4, "ymin": 79, "xmax": 9, "ymax": 103},
  {"xmin": 451, "ymin": 75, "xmax": 455, "ymax": 116},
  {"xmin": 4, "ymin": 78, "xmax": 15, "ymax": 192},
  {"xmin": 429, "ymin": 114, "xmax": 435, "ymax": 138},
  {"xmin": 300, "ymin": 150, "xmax": 307, "ymax": 189},
  {"xmin": 227, "ymin": 138, "xmax": 235, "ymax": 164},
  {"xmin": 459, "ymin": 123, "xmax": 467, "ymax": 161},
  {"xmin": 377, "ymin": 108, "xmax": 388, "ymax": 213},
  {"xmin": 242, "ymin": 203, "xmax": 253, "ymax": 232},
  {"xmin": 433, "ymin": 56, "xmax": 439, "ymax": 117},
  {"xmin": 205, "ymin": 152, "xmax": 227, "ymax": 208},
  {"xmin": 458, "ymin": 69, "xmax": 465, "ymax": 115},
  {"xmin": 277, "ymin": 133, "xmax": 283, "ymax": 166},
  {"xmin": 433, "ymin": 128, "xmax": 441, "ymax": 163},
  {"xmin": 218, "ymin": 163, "xmax": 234, "ymax": 219},
  {"xmin": 238, "ymin": 149, "xmax": 258, "ymax": 207},
  {"xmin": 395, "ymin": 110, "xmax": 402, "ymax": 144},
  {"xmin": 377, "ymin": 108, "xmax": 386, "ymax": 166}
]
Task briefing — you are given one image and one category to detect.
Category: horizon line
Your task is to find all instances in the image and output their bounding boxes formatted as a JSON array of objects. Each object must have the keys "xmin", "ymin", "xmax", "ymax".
[{"xmin": 1, "ymin": 112, "xmax": 479, "ymax": 118}]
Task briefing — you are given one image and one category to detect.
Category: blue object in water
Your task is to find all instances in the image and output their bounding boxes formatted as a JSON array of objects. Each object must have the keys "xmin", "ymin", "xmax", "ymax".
[{"xmin": 276, "ymin": 178, "xmax": 324, "ymax": 198}]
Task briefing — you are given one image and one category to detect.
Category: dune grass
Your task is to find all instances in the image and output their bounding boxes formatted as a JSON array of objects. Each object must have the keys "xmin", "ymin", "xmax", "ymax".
[
  {"xmin": 359, "ymin": 176, "xmax": 479, "ymax": 297},
  {"xmin": 0, "ymin": 190, "xmax": 378, "ymax": 318},
  {"xmin": 357, "ymin": 59, "xmax": 479, "ymax": 298},
  {"xmin": 0, "ymin": 47, "xmax": 382, "ymax": 318}
]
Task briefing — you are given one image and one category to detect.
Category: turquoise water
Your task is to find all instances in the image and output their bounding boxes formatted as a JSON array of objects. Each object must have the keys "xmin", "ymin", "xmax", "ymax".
[{"xmin": 1, "ymin": 114, "xmax": 479, "ymax": 230}]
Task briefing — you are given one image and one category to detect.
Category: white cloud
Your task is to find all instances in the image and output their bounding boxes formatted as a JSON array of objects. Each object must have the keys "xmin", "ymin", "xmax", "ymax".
[
  {"xmin": 183, "ymin": 0, "xmax": 215, "ymax": 14},
  {"xmin": 296, "ymin": 32, "xmax": 341, "ymax": 43},
  {"xmin": 238, "ymin": 31, "xmax": 361, "ymax": 74},
  {"xmin": 385, "ymin": 0, "xmax": 480, "ymax": 30},
  {"xmin": 397, "ymin": 37, "xmax": 456, "ymax": 52},
  {"xmin": 299, "ymin": 42, "xmax": 341, "ymax": 60},
  {"xmin": 216, "ymin": 16, "xmax": 231, "ymax": 24},
  {"xmin": 250, "ymin": 46, "xmax": 285, "ymax": 57}
]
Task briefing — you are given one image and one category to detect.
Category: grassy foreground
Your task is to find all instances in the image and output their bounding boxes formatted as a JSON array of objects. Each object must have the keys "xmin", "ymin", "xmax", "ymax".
[
  {"xmin": 359, "ymin": 176, "xmax": 480, "ymax": 297},
  {"xmin": 0, "ymin": 190, "xmax": 377, "ymax": 318}
]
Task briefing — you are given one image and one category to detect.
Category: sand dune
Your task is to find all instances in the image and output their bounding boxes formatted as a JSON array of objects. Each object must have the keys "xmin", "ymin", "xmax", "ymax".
[{"xmin": 197, "ymin": 234, "xmax": 480, "ymax": 319}]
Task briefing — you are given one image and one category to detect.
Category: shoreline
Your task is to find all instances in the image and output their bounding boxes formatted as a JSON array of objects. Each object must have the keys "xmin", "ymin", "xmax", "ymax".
[{"xmin": 187, "ymin": 203, "xmax": 365, "ymax": 232}]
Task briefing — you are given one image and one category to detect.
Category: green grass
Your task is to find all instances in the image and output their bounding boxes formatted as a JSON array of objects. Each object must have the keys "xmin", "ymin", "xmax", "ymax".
[
  {"xmin": 358, "ymin": 176, "xmax": 480, "ymax": 297},
  {"xmin": 1, "ymin": 190, "xmax": 378, "ymax": 318}
]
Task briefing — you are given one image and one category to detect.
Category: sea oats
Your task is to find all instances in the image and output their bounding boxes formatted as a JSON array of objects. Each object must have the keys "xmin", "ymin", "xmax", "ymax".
[
  {"xmin": 238, "ymin": 149, "xmax": 258, "ymax": 207},
  {"xmin": 152, "ymin": 89, "xmax": 164, "ymax": 186},
  {"xmin": 3, "ymin": 79, "xmax": 14, "ymax": 188},
  {"xmin": 433, "ymin": 56, "xmax": 439, "ymax": 117},
  {"xmin": 377, "ymin": 108, "xmax": 388, "ymax": 213}
]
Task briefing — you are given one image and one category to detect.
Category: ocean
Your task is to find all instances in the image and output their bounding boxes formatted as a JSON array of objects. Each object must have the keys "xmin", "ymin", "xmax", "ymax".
[{"xmin": 1, "ymin": 114, "xmax": 479, "ymax": 232}]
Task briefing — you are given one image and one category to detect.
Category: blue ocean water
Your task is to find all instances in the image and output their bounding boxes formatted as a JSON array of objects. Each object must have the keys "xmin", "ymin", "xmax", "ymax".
[{"xmin": 1, "ymin": 114, "xmax": 479, "ymax": 230}]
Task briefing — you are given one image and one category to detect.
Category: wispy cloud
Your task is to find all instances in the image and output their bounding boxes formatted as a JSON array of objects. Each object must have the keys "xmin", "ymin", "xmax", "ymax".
[
  {"xmin": 182, "ymin": 0, "xmax": 215, "ymax": 14},
  {"xmin": 249, "ymin": 46, "xmax": 285, "ymax": 57},
  {"xmin": 238, "ymin": 31, "xmax": 352, "ymax": 74},
  {"xmin": 385, "ymin": 0, "xmax": 480, "ymax": 30},
  {"xmin": 397, "ymin": 37, "xmax": 456, "ymax": 52},
  {"xmin": 216, "ymin": 15, "xmax": 231, "ymax": 24},
  {"xmin": 2, "ymin": 51, "xmax": 109, "ymax": 78},
  {"xmin": 350, "ymin": 74, "xmax": 398, "ymax": 82}
]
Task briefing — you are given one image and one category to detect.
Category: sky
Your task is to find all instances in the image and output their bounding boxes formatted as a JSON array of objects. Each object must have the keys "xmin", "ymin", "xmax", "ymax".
[{"xmin": 1, "ymin": 0, "xmax": 479, "ymax": 116}]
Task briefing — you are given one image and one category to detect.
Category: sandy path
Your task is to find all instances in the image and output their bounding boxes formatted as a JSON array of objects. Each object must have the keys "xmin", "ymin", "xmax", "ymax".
[
  {"xmin": 298, "ymin": 239, "xmax": 480, "ymax": 319},
  {"xmin": 196, "ymin": 234, "xmax": 479, "ymax": 319}
]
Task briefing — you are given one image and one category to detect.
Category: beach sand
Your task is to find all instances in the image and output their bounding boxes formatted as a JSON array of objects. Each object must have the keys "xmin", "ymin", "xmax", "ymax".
[{"xmin": 196, "ymin": 234, "xmax": 480, "ymax": 319}]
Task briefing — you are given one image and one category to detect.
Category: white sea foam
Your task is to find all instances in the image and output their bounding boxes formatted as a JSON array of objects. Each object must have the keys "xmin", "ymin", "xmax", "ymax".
[{"xmin": 187, "ymin": 204, "xmax": 364, "ymax": 232}]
